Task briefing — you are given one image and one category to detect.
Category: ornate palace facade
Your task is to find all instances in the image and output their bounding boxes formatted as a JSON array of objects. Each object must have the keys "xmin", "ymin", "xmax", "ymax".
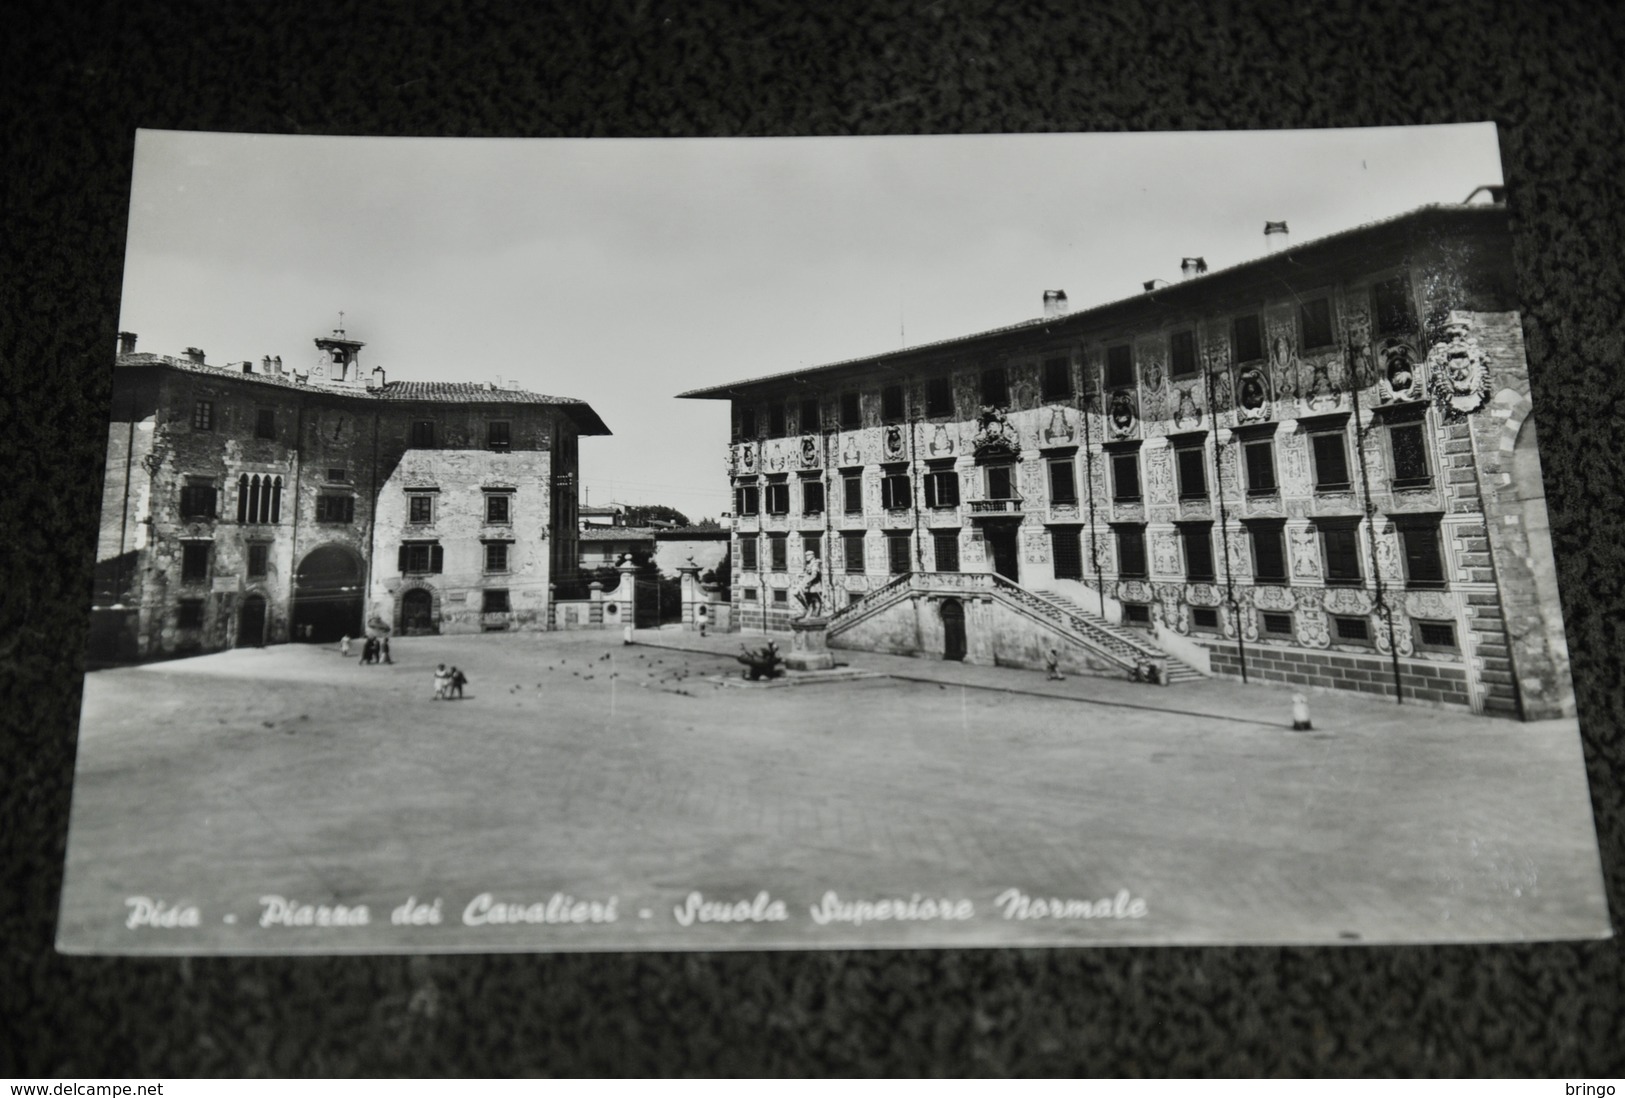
[
  {"xmin": 91, "ymin": 329, "xmax": 608, "ymax": 660},
  {"xmin": 681, "ymin": 197, "xmax": 1573, "ymax": 719}
]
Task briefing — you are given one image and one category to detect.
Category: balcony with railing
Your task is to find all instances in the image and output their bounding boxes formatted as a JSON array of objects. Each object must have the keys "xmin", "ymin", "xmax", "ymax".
[{"xmin": 967, "ymin": 494, "xmax": 1024, "ymax": 518}]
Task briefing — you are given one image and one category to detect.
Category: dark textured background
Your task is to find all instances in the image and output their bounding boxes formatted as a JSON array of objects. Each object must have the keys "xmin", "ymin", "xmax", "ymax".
[{"xmin": 3, "ymin": 0, "xmax": 1624, "ymax": 1077}]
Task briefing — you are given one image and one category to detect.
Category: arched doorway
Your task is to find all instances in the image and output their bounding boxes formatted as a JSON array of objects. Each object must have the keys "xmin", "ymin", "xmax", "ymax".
[
  {"xmin": 940, "ymin": 598, "xmax": 967, "ymax": 662},
  {"xmin": 292, "ymin": 544, "xmax": 364, "ymax": 642},
  {"xmin": 238, "ymin": 594, "xmax": 267, "ymax": 647},
  {"xmin": 401, "ymin": 587, "xmax": 436, "ymax": 635}
]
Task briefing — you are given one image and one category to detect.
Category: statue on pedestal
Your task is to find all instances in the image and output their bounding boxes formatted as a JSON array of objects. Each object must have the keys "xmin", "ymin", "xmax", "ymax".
[{"xmin": 792, "ymin": 550, "xmax": 824, "ymax": 620}]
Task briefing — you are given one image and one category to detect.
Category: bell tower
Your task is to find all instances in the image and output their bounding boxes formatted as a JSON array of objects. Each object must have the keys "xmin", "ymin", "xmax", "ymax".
[{"xmin": 313, "ymin": 315, "xmax": 366, "ymax": 386}]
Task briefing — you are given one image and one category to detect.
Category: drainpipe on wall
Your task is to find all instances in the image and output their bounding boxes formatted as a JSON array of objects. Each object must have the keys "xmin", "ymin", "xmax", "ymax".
[{"xmin": 1348, "ymin": 339, "xmax": 1403, "ymax": 704}]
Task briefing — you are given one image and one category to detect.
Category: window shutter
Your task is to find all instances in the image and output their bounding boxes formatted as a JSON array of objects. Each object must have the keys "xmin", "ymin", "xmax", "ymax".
[
  {"xmin": 1313, "ymin": 433, "xmax": 1350, "ymax": 487},
  {"xmin": 430, "ymin": 544, "xmax": 444, "ymax": 573},
  {"xmin": 398, "ymin": 545, "xmax": 409, "ymax": 572}
]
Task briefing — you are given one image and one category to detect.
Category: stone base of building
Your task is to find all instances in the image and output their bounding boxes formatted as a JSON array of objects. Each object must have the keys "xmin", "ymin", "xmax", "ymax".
[
  {"xmin": 784, "ymin": 616, "xmax": 835, "ymax": 671},
  {"xmin": 1203, "ymin": 641, "xmax": 1477, "ymax": 713}
]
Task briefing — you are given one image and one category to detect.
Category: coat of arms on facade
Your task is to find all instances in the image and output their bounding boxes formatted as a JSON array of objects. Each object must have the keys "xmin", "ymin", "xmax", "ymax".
[
  {"xmin": 883, "ymin": 424, "xmax": 905, "ymax": 459},
  {"xmin": 1234, "ymin": 364, "xmax": 1270, "ymax": 423},
  {"xmin": 840, "ymin": 434, "xmax": 861, "ymax": 465},
  {"xmin": 1042, "ymin": 406, "xmax": 1074, "ymax": 445},
  {"xmin": 1106, "ymin": 391, "xmax": 1137, "ymax": 440},
  {"xmin": 740, "ymin": 444, "xmax": 756, "ymax": 472},
  {"xmin": 971, "ymin": 405, "xmax": 1018, "ymax": 458},
  {"xmin": 1172, "ymin": 385, "xmax": 1202, "ymax": 429},
  {"xmin": 1426, "ymin": 317, "xmax": 1490, "ymax": 419},
  {"xmin": 1377, "ymin": 337, "xmax": 1425, "ymax": 404},
  {"xmin": 928, "ymin": 423, "xmax": 954, "ymax": 456},
  {"xmin": 800, "ymin": 435, "xmax": 818, "ymax": 467}
]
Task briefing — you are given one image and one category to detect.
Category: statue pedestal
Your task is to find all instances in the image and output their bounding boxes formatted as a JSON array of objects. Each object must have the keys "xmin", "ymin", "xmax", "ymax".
[{"xmin": 785, "ymin": 616, "xmax": 835, "ymax": 671}]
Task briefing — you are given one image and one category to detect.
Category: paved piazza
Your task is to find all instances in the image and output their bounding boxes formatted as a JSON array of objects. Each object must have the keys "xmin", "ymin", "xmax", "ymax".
[{"xmin": 58, "ymin": 629, "xmax": 1609, "ymax": 953}]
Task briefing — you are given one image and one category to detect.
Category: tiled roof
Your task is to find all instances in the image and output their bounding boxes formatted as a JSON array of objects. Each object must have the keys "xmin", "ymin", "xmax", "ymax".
[
  {"xmin": 579, "ymin": 527, "xmax": 658, "ymax": 541},
  {"xmin": 676, "ymin": 202, "xmax": 1506, "ymax": 399},
  {"xmin": 115, "ymin": 354, "xmax": 610, "ymax": 434}
]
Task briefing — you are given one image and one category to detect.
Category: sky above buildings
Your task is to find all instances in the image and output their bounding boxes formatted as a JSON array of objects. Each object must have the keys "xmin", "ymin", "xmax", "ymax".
[{"xmin": 118, "ymin": 125, "xmax": 1505, "ymax": 522}]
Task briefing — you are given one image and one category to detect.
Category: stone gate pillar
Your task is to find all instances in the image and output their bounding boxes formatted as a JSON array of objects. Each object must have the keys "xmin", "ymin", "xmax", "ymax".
[{"xmin": 677, "ymin": 558, "xmax": 701, "ymax": 630}]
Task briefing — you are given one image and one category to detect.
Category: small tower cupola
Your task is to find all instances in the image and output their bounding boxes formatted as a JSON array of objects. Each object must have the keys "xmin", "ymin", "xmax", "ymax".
[{"xmin": 313, "ymin": 315, "xmax": 366, "ymax": 386}]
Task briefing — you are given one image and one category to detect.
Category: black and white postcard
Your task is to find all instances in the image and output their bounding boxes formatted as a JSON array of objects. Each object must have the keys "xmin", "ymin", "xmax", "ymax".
[{"xmin": 59, "ymin": 125, "xmax": 1610, "ymax": 953}]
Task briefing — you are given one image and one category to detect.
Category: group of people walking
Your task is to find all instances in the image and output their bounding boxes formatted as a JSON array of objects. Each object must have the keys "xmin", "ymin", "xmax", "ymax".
[
  {"xmin": 337, "ymin": 634, "xmax": 468, "ymax": 700},
  {"xmin": 433, "ymin": 664, "xmax": 468, "ymax": 700}
]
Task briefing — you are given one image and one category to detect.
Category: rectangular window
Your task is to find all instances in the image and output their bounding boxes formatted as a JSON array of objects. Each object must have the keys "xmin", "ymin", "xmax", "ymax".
[
  {"xmin": 399, "ymin": 542, "xmax": 444, "ymax": 574},
  {"xmin": 247, "ymin": 543, "xmax": 268, "ymax": 579},
  {"xmin": 254, "ymin": 408, "xmax": 276, "ymax": 440},
  {"xmin": 180, "ymin": 542, "xmax": 210, "ymax": 582},
  {"xmin": 179, "ymin": 482, "xmax": 217, "ymax": 519},
  {"xmin": 739, "ymin": 537, "xmax": 759, "ymax": 572},
  {"xmin": 933, "ymin": 532, "xmax": 960, "ymax": 573},
  {"xmin": 1248, "ymin": 522, "xmax": 1287, "ymax": 583},
  {"xmin": 486, "ymin": 494, "xmax": 511, "ymax": 524},
  {"xmin": 1260, "ymin": 610, "xmax": 1294, "ymax": 637},
  {"xmin": 1122, "ymin": 604, "xmax": 1152, "ymax": 627},
  {"xmin": 773, "ymin": 589, "xmax": 789, "ymax": 604},
  {"xmin": 925, "ymin": 376, "xmax": 954, "ymax": 417},
  {"xmin": 1320, "ymin": 522, "xmax": 1363, "ymax": 586},
  {"xmin": 484, "ymin": 542, "xmax": 510, "ymax": 573},
  {"xmin": 1179, "ymin": 523, "xmax": 1215, "ymax": 582},
  {"xmin": 411, "ymin": 420, "xmax": 435, "ymax": 448},
  {"xmin": 1170, "ymin": 331, "xmax": 1198, "ymax": 379},
  {"xmin": 800, "ymin": 399, "xmax": 820, "ymax": 433},
  {"xmin": 1300, "ymin": 297, "xmax": 1335, "ymax": 350},
  {"xmin": 769, "ymin": 404, "xmax": 787, "ymax": 437},
  {"xmin": 769, "ymin": 535, "xmax": 789, "ymax": 572},
  {"xmin": 924, "ymin": 466, "xmax": 960, "ymax": 508},
  {"xmin": 1041, "ymin": 357, "xmax": 1072, "ymax": 401},
  {"xmin": 736, "ymin": 484, "xmax": 760, "ymax": 516},
  {"xmin": 1192, "ymin": 607, "xmax": 1220, "ymax": 631},
  {"xmin": 1415, "ymin": 620, "xmax": 1459, "ymax": 651},
  {"xmin": 802, "ymin": 535, "xmax": 822, "ymax": 560},
  {"xmin": 1174, "ymin": 442, "xmax": 1207, "ymax": 500},
  {"xmin": 1389, "ymin": 421, "xmax": 1432, "ymax": 488},
  {"xmin": 327, "ymin": 468, "xmax": 348, "ymax": 482},
  {"xmin": 1244, "ymin": 439, "xmax": 1278, "ymax": 495},
  {"xmin": 409, "ymin": 495, "xmax": 434, "ymax": 524},
  {"xmin": 1334, "ymin": 615, "xmax": 1371, "ymax": 644},
  {"xmin": 839, "ymin": 392, "xmax": 862, "ymax": 429},
  {"xmin": 1115, "ymin": 525, "xmax": 1148, "ymax": 579},
  {"xmin": 487, "ymin": 421, "xmax": 512, "ymax": 451},
  {"xmin": 887, "ymin": 532, "xmax": 911, "ymax": 575},
  {"xmin": 738, "ymin": 406, "xmax": 757, "ymax": 440},
  {"xmin": 842, "ymin": 532, "xmax": 866, "ymax": 574},
  {"xmin": 765, "ymin": 480, "xmax": 791, "ymax": 515},
  {"xmin": 1104, "ymin": 345, "xmax": 1135, "ymax": 389},
  {"xmin": 1311, "ymin": 431, "xmax": 1352, "ymax": 490},
  {"xmin": 1372, "ymin": 276, "xmax": 1417, "ymax": 337},
  {"xmin": 176, "ymin": 598, "xmax": 205, "ymax": 628},
  {"xmin": 843, "ymin": 472, "xmax": 864, "ymax": 514},
  {"xmin": 881, "ymin": 385, "xmax": 905, "ymax": 423},
  {"xmin": 483, "ymin": 589, "xmax": 511, "ymax": 614},
  {"xmin": 985, "ymin": 464, "xmax": 1015, "ymax": 500},
  {"xmin": 881, "ymin": 470, "xmax": 911, "ymax": 510},
  {"xmin": 1110, "ymin": 451, "xmax": 1141, "ymax": 503},
  {"xmin": 1048, "ymin": 458, "xmax": 1078, "ymax": 504},
  {"xmin": 801, "ymin": 480, "xmax": 825, "ymax": 515},
  {"xmin": 316, "ymin": 494, "xmax": 355, "ymax": 524},
  {"xmin": 1232, "ymin": 315, "xmax": 1263, "ymax": 364},
  {"xmin": 1051, "ymin": 527, "xmax": 1083, "ymax": 580},
  {"xmin": 1398, "ymin": 520, "xmax": 1447, "ymax": 588},
  {"xmin": 192, "ymin": 400, "xmax": 214, "ymax": 431},
  {"xmin": 980, "ymin": 367, "xmax": 1009, "ymax": 406},
  {"xmin": 742, "ymin": 589, "xmax": 757, "ymax": 601}
]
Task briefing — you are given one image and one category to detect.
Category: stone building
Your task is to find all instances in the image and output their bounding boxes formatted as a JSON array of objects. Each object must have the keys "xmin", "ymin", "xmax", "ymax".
[
  {"xmin": 90, "ymin": 328, "xmax": 608, "ymax": 660},
  {"xmin": 679, "ymin": 195, "xmax": 1573, "ymax": 719}
]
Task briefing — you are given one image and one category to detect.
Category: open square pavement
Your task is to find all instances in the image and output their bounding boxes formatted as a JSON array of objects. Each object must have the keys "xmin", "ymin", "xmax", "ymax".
[{"xmin": 58, "ymin": 627, "xmax": 1610, "ymax": 953}]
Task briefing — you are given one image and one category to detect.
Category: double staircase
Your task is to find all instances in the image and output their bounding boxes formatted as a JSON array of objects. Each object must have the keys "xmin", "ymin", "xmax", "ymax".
[{"xmin": 827, "ymin": 571, "xmax": 1206, "ymax": 683}]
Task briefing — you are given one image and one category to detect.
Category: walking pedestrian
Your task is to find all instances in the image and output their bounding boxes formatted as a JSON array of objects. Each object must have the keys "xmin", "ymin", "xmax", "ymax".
[
  {"xmin": 381, "ymin": 636, "xmax": 392, "ymax": 664},
  {"xmin": 450, "ymin": 666, "xmax": 468, "ymax": 699},
  {"xmin": 360, "ymin": 636, "xmax": 374, "ymax": 665},
  {"xmin": 433, "ymin": 663, "xmax": 451, "ymax": 700},
  {"xmin": 339, "ymin": 634, "xmax": 352, "ymax": 658},
  {"xmin": 1045, "ymin": 647, "xmax": 1064, "ymax": 681},
  {"xmin": 696, "ymin": 603, "xmax": 708, "ymax": 638}
]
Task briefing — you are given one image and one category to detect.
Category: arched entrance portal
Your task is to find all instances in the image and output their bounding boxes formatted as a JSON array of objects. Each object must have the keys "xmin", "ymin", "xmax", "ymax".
[
  {"xmin": 292, "ymin": 545, "xmax": 364, "ymax": 643},
  {"xmin": 940, "ymin": 598, "xmax": 967, "ymax": 662},
  {"xmin": 237, "ymin": 594, "xmax": 267, "ymax": 648},
  {"xmin": 401, "ymin": 588, "xmax": 436, "ymax": 635}
]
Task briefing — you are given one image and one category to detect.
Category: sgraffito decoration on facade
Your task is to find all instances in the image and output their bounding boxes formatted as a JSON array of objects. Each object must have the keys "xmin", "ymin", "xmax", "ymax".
[
  {"xmin": 1405, "ymin": 589, "xmax": 1453, "ymax": 620},
  {"xmin": 1304, "ymin": 355, "xmax": 1340, "ymax": 411},
  {"xmin": 1289, "ymin": 525, "xmax": 1321, "ymax": 580},
  {"xmin": 1377, "ymin": 337, "xmax": 1425, "ymax": 404},
  {"xmin": 1296, "ymin": 607, "xmax": 1331, "ymax": 649},
  {"xmin": 1140, "ymin": 344, "xmax": 1168, "ymax": 434},
  {"xmin": 1024, "ymin": 528, "xmax": 1049, "ymax": 564},
  {"xmin": 1146, "ymin": 446, "xmax": 1174, "ymax": 505},
  {"xmin": 1106, "ymin": 391, "xmax": 1137, "ymax": 440},
  {"xmin": 1253, "ymin": 584, "xmax": 1296, "ymax": 612},
  {"xmin": 1321, "ymin": 586, "xmax": 1371, "ymax": 616},
  {"xmin": 1118, "ymin": 579, "xmax": 1151, "ymax": 603},
  {"xmin": 1171, "ymin": 384, "xmax": 1202, "ymax": 430},
  {"xmin": 1373, "ymin": 605, "xmax": 1415, "ymax": 657},
  {"xmin": 1042, "ymin": 406, "xmax": 1074, "ymax": 445},
  {"xmin": 1426, "ymin": 315, "xmax": 1491, "ymax": 420},
  {"xmin": 1279, "ymin": 433, "xmax": 1310, "ymax": 495},
  {"xmin": 928, "ymin": 423, "xmax": 954, "ymax": 457},
  {"xmin": 766, "ymin": 441, "xmax": 786, "ymax": 472},
  {"xmin": 971, "ymin": 405, "xmax": 1019, "ymax": 458},
  {"xmin": 1234, "ymin": 364, "xmax": 1270, "ymax": 424},
  {"xmin": 1268, "ymin": 324, "xmax": 1300, "ymax": 405},
  {"xmin": 1151, "ymin": 532, "xmax": 1181, "ymax": 575},
  {"xmin": 840, "ymin": 434, "xmax": 861, "ymax": 466},
  {"xmin": 1344, "ymin": 307, "xmax": 1379, "ymax": 391},
  {"xmin": 883, "ymin": 425, "xmax": 905, "ymax": 460},
  {"xmin": 1187, "ymin": 583, "xmax": 1220, "ymax": 607},
  {"xmin": 1225, "ymin": 528, "xmax": 1251, "ymax": 575},
  {"xmin": 740, "ymin": 443, "xmax": 757, "ymax": 473},
  {"xmin": 800, "ymin": 436, "xmax": 818, "ymax": 468},
  {"xmin": 1373, "ymin": 525, "xmax": 1404, "ymax": 587}
]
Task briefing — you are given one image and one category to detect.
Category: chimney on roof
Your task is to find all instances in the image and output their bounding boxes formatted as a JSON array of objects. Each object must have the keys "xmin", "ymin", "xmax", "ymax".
[
  {"xmin": 1180, "ymin": 257, "xmax": 1207, "ymax": 281},
  {"xmin": 184, "ymin": 347, "xmax": 206, "ymax": 364},
  {"xmin": 367, "ymin": 364, "xmax": 385, "ymax": 392},
  {"xmin": 117, "ymin": 332, "xmax": 137, "ymax": 355},
  {"xmin": 241, "ymin": 362, "xmax": 254, "ymax": 374},
  {"xmin": 1042, "ymin": 290, "xmax": 1070, "ymax": 318},
  {"xmin": 1143, "ymin": 278, "xmax": 1170, "ymax": 292},
  {"xmin": 1264, "ymin": 220, "xmax": 1290, "ymax": 253}
]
